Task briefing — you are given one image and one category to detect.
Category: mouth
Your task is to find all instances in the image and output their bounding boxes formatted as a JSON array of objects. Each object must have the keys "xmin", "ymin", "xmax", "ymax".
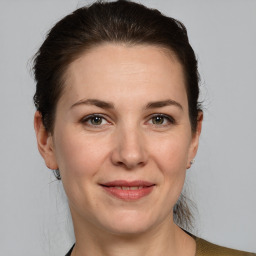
[{"xmin": 100, "ymin": 180, "xmax": 155, "ymax": 201}]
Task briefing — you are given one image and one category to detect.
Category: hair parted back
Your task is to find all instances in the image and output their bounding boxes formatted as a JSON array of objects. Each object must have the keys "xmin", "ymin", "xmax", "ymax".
[{"xmin": 33, "ymin": 0, "xmax": 201, "ymax": 230}]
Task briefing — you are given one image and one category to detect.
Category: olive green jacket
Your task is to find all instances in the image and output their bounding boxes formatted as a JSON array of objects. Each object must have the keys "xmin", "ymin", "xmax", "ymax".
[{"xmin": 195, "ymin": 237, "xmax": 255, "ymax": 256}]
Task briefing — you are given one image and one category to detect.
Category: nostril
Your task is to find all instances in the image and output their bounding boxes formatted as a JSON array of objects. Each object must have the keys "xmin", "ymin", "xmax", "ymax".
[
  {"xmin": 114, "ymin": 160, "xmax": 145, "ymax": 170},
  {"xmin": 110, "ymin": 135, "xmax": 148, "ymax": 169}
]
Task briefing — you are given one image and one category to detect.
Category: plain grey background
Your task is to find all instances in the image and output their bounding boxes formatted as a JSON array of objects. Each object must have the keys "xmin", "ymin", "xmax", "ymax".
[{"xmin": 0, "ymin": 0, "xmax": 255, "ymax": 255}]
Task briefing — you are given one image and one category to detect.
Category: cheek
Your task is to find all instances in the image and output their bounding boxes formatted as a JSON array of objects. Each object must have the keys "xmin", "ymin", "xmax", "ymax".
[
  {"xmin": 150, "ymin": 134, "xmax": 190, "ymax": 194},
  {"xmin": 52, "ymin": 127, "xmax": 110, "ymax": 212},
  {"xmin": 151, "ymin": 133, "xmax": 190, "ymax": 172},
  {"xmin": 53, "ymin": 127, "xmax": 108, "ymax": 179}
]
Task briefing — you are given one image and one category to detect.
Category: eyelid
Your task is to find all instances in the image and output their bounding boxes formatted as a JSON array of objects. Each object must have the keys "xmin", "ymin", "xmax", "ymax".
[
  {"xmin": 146, "ymin": 113, "xmax": 176, "ymax": 125},
  {"xmin": 80, "ymin": 114, "xmax": 111, "ymax": 126},
  {"xmin": 80, "ymin": 113, "xmax": 175, "ymax": 127}
]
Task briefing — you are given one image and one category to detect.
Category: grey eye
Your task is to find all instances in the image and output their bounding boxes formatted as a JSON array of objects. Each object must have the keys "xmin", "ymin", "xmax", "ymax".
[
  {"xmin": 148, "ymin": 114, "xmax": 175, "ymax": 126},
  {"xmin": 152, "ymin": 116, "xmax": 165, "ymax": 125},
  {"xmin": 90, "ymin": 116, "xmax": 103, "ymax": 125},
  {"xmin": 81, "ymin": 114, "xmax": 109, "ymax": 127}
]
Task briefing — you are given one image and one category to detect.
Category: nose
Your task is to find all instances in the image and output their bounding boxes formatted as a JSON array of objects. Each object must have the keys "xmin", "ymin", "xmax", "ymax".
[{"xmin": 110, "ymin": 125, "xmax": 148, "ymax": 170}]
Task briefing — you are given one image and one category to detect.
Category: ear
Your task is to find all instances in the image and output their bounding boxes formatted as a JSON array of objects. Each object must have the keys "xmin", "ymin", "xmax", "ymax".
[
  {"xmin": 187, "ymin": 111, "xmax": 203, "ymax": 169},
  {"xmin": 34, "ymin": 111, "xmax": 58, "ymax": 170}
]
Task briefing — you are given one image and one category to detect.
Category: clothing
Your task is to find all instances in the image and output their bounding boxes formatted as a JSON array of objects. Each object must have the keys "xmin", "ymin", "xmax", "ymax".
[
  {"xmin": 65, "ymin": 238, "xmax": 255, "ymax": 256},
  {"xmin": 66, "ymin": 244, "xmax": 75, "ymax": 256},
  {"xmin": 195, "ymin": 237, "xmax": 255, "ymax": 256}
]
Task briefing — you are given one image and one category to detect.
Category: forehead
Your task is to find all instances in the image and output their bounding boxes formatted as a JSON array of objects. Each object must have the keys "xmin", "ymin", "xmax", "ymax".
[{"xmin": 61, "ymin": 43, "xmax": 188, "ymax": 110}]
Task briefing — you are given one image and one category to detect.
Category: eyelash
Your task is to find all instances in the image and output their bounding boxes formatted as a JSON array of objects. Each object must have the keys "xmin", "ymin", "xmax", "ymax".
[
  {"xmin": 148, "ymin": 114, "xmax": 176, "ymax": 127},
  {"xmin": 80, "ymin": 113, "xmax": 176, "ymax": 128},
  {"xmin": 80, "ymin": 114, "xmax": 109, "ymax": 127}
]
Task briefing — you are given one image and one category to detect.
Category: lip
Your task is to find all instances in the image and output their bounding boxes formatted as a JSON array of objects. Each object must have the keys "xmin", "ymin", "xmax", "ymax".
[{"xmin": 100, "ymin": 180, "xmax": 155, "ymax": 201}]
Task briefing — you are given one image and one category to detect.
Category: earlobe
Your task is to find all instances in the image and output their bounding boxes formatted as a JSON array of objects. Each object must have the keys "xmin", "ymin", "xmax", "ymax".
[{"xmin": 34, "ymin": 111, "xmax": 58, "ymax": 170}]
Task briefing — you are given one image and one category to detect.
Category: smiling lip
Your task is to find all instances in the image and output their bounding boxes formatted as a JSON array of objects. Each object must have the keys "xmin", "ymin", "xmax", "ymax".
[{"xmin": 100, "ymin": 180, "xmax": 155, "ymax": 201}]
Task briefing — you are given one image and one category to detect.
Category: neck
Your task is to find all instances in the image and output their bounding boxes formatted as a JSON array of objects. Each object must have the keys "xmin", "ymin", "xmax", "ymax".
[{"xmin": 71, "ymin": 212, "xmax": 195, "ymax": 256}]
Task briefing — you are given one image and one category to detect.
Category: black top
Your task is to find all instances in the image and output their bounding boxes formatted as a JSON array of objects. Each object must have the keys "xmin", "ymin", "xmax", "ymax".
[{"xmin": 65, "ymin": 244, "xmax": 75, "ymax": 256}]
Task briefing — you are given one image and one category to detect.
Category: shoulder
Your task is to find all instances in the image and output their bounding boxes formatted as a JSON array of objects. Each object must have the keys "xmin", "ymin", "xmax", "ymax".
[{"xmin": 195, "ymin": 237, "xmax": 256, "ymax": 256}]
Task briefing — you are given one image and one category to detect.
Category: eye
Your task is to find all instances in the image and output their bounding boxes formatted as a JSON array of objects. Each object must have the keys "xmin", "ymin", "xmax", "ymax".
[
  {"xmin": 152, "ymin": 115, "xmax": 165, "ymax": 125},
  {"xmin": 148, "ymin": 114, "xmax": 175, "ymax": 126},
  {"xmin": 81, "ymin": 114, "xmax": 109, "ymax": 127}
]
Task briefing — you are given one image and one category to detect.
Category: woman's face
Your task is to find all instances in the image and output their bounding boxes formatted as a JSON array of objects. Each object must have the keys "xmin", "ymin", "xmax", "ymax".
[{"xmin": 37, "ymin": 44, "xmax": 202, "ymax": 235}]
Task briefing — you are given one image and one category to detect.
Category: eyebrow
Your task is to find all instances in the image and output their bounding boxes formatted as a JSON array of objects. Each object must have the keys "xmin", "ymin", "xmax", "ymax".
[
  {"xmin": 70, "ymin": 98, "xmax": 183, "ymax": 110},
  {"xmin": 145, "ymin": 99, "xmax": 183, "ymax": 110},
  {"xmin": 70, "ymin": 99, "xmax": 114, "ymax": 109}
]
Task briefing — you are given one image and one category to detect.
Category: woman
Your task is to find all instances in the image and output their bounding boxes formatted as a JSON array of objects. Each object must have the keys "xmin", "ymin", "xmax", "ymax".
[{"xmin": 33, "ymin": 1, "xmax": 255, "ymax": 255}]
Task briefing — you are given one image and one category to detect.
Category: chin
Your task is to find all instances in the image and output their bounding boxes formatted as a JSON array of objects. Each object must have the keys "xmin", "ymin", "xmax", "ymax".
[
  {"xmin": 98, "ymin": 211, "xmax": 160, "ymax": 236},
  {"xmin": 106, "ymin": 223, "xmax": 152, "ymax": 237}
]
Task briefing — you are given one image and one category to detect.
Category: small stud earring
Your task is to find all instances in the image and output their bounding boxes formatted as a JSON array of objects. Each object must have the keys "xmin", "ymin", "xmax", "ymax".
[{"xmin": 190, "ymin": 159, "xmax": 195, "ymax": 165}]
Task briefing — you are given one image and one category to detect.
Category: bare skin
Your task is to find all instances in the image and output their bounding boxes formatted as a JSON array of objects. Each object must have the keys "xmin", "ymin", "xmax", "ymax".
[{"xmin": 34, "ymin": 44, "xmax": 202, "ymax": 256}]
